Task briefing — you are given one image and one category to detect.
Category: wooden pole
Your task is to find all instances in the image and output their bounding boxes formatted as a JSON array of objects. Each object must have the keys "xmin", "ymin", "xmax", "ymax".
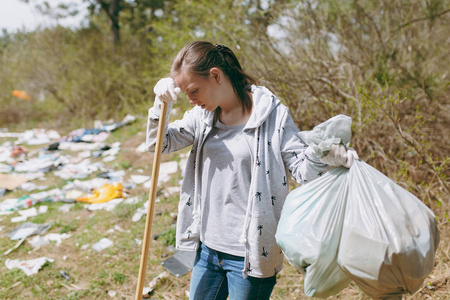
[{"xmin": 135, "ymin": 101, "xmax": 169, "ymax": 300}]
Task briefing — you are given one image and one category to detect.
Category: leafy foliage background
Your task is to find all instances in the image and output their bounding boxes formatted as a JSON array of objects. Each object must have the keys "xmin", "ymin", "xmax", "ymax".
[{"xmin": 1, "ymin": 0, "xmax": 448, "ymax": 214}]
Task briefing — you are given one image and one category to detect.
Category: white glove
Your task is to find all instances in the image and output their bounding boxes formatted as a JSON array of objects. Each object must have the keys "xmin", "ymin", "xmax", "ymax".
[
  {"xmin": 153, "ymin": 78, "xmax": 181, "ymax": 104},
  {"xmin": 320, "ymin": 144, "xmax": 359, "ymax": 168}
]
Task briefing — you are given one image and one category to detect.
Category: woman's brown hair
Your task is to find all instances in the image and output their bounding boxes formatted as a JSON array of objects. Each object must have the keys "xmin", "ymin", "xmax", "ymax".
[{"xmin": 171, "ymin": 41, "xmax": 257, "ymax": 121}]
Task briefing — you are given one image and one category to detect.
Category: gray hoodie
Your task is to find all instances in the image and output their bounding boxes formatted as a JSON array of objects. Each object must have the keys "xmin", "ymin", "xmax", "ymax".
[{"xmin": 146, "ymin": 85, "xmax": 329, "ymax": 278}]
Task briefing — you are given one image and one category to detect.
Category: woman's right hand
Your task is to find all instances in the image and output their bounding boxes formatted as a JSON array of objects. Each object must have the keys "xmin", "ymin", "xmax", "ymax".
[
  {"xmin": 320, "ymin": 143, "xmax": 359, "ymax": 168},
  {"xmin": 153, "ymin": 78, "xmax": 181, "ymax": 104}
]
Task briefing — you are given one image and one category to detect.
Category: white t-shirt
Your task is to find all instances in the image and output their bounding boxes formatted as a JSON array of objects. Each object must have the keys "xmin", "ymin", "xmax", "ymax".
[{"xmin": 199, "ymin": 120, "xmax": 253, "ymax": 256}]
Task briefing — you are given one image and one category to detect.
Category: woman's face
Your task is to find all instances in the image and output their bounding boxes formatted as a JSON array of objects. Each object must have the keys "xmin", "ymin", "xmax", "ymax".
[{"xmin": 174, "ymin": 69, "xmax": 221, "ymax": 111}]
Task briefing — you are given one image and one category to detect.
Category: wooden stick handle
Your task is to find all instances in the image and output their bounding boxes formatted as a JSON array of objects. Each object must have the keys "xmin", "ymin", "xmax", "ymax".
[{"xmin": 135, "ymin": 101, "xmax": 169, "ymax": 300}]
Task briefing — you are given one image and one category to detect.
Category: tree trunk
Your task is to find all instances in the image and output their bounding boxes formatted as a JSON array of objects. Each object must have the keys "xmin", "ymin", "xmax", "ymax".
[
  {"xmin": 98, "ymin": 0, "xmax": 122, "ymax": 47},
  {"xmin": 109, "ymin": 0, "xmax": 121, "ymax": 46}
]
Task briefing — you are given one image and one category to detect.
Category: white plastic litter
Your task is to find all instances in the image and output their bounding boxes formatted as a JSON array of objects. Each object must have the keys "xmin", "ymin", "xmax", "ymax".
[
  {"xmin": 38, "ymin": 205, "xmax": 48, "ymax": 214},
  {"xmin": 102, "ymin": 156, "xmax": 116, "ymax": 162},
  {"xmin": 136, "ymin": 142, "xmax": 147, "ymax": 153},
  {"xmin": 19, "ymin": 182, "xmax": 49, "ymax": 192},
  {"xmin": 132, "ymin": 207, "xmax": 147, "ymax": 222},
  {"xmin": 5, "ymin": 257, "xmax": 54, "ymax": 276},
  {"xmin": 91, "ymin": 238, "xmax": 113, "ymax": 252},
  {"xmin": 18, "ymin": 207, "xmax": 38, "ymax": 218},
  {"xmin": 22, "ymin": 172, "xmax": 46, "ymax": 181},
  {"xmin": 0, "ymin": 163, "xmax": 13, "ymax": 173},
  {"xmin": 62, "ymin": 178, "xmax": 111, "ymax": 194},
  {"xmin": 160, "ymin": 161, "xmax": 178, "ymax": 174},
  {"xmin": 84, "ymin": 198, "xmax": 123, "ymax": 212},
  {"xmin": 11, "ymin": 215, "xmax": 28, "ymax": 223},
  {"xmin": 58, "ymin": 141, "xmax": 104, "ymax": 151},
  {"xmin": 143, "ymin": 271, "xmax": 169, "ymax": 295},
  {"xmin": 130, "ymin": 175, "xmax": 151, "ymax": 184},
  {"xmin": 54, "ymin": 159, "xmax": 102, "ymax": 180},
  {"xmin": 29, "ymin": 233, "xmax": 72, "ymax": 248},
  {"xmin": 15, "ymin": 129, "xmax": 60, "ymax": 145}
]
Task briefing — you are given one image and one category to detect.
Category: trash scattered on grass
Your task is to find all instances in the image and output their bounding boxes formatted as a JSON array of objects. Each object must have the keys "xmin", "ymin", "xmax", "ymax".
[
  {"xmin": 11, "ymin": 215, "xmax": 28, "ymax": 223},
  {"xmin": 84, "ymin": 198, "xmax": 124, "ymax": 212},
  {"xmin": 0, "ymin": 115, "xmax": 191, "ymax": 293},
  {"xmin": 29, "ymin": 233, "xmax": 72, "ymax": 249},
  {"xmin": 77, "ymin": 182, "xmax": 123, "ymax": 204},
  {"xmin": 91, "ymin": 238, "xmax": 113, "ymax": 252},
  {"xmin": 60, "ymin": 270, "xmax": 71, "ymax": 280},
  {"xmin": 132, "ymin": 207, "xmax": 147, "ymax": 222},
  {"xmin": 17, "ymin": 207, "xmax": 38, "ymax": 218},
  {"xmin": 19, "ymin": 182, "xmax": 49, "ymax": 192},
  {"xmin": 38, "ymin": 205, "xmax": 48, "ymax": 214},
  {"xmin": 54, "ymin": 159, "xmax": 104, "ymax": 180},
  {"xmin": 16, "ymin": 129, "xmax": 60, "ymax": 145},
  {"xmin": 62, "ymin": 178, "xmax": 111, "ymax": 194},
  {"xmin": 123, "ymin": 197, "xmax": 140, "ymax": 205},
  {"xmin": 164, "ymin": 186, "xmax": 181, "ymax": 197},
  {"xmin": 130, "ymin": 175, "xmax": 151, "ymax": 185},
  {"xmin": 5, "ymin": 257, "xmax": 54, "ymax": 276},
  {"xmin": 0, "ymin": 189, "xmax": 64, "ymax": 212},
  {"xmin": 132, "ymin": 201, "xmax": 149, "ymax": 222},
  {"xmin": 0, "ymin": 173, "xmax": 28, "ymax": 190},
  {"xmin": 142, "ymin": 271, "xmax": 169, "ymax": 296},
  {"xmin": 12, "ymin": 90, "xmax": 31, "ymax": 101},
  {"xmin": 97, "ymin": 170, "xmax": 125, "ymax": 181},
  {"xmin": 144, "ymin": 161, "xmax": 178, "ymax": 186},
  {"xmin": 4, "ymin": 223, "xmax": 52, "ymax": 255},
  {"xmin": 64, "ymin": 189, "xmax": 87, "ymax": 201},
  {"xmin": 136, "ymin": 142, "xmax": 147, "ymax": 153},
  {"xmin": 108, "ymin": 290, "xmax": 117, "ymax": 297}
]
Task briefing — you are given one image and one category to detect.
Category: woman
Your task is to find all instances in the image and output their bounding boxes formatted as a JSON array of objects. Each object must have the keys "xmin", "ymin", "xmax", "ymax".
[{"xmin": 146, "ymin": 41, "xmax": 356, "ymax": 300}]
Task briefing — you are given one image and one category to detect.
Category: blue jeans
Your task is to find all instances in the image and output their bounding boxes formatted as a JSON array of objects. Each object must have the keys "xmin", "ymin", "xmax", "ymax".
[{"xmin": 189, "ymin": 243, "xmax": 276, "ymax": 300}]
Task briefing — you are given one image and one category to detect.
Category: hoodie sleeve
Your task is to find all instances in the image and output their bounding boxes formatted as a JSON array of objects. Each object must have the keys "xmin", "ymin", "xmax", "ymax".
[
  {"xmin": 279, "ymin": 109, "xmax": 330, "ymax": 184},
  {"xmin": 146, "ymin": 96, "xmax": 198, "ymax": 154}
]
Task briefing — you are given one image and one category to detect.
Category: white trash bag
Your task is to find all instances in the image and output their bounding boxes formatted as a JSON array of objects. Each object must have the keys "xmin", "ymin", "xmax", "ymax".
[
  {"xmin": 276, "ymin": 166, "xmax": 352, "ymax": 298},
  {"xmin": 338, "ymin": 160, "xmax": 440, "ymax": 299},
  {"xmin": 276, "ymin": 114, "xmax": 354, "ymax": 298},
  {"xmin": 276, "ymin": 115, "xmax": 439, "ymax": 299}
]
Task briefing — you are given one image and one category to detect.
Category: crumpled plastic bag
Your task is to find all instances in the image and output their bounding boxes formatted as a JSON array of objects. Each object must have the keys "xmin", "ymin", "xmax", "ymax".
[
  {"xmin": 276, "ymin": 115, "xmax": 439, "ymax": 299},
  {"xmin": 77, "ymin": 182, "xmax": 123, "ymax": 204},
  {"xmin": 298, "ymin": 114, "xmax": 352, "ymax": 158}
]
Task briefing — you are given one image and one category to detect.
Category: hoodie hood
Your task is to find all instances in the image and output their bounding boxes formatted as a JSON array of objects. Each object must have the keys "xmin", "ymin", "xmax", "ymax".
[{"xmin": 246, "ymin": 85, "xmax": 280, "ymax": 129}]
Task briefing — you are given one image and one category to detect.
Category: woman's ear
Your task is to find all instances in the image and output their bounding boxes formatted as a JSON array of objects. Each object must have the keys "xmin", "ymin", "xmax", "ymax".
[{"xmin": 209, "ymin": 67, "xmax": 221, "ymax": 84}]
